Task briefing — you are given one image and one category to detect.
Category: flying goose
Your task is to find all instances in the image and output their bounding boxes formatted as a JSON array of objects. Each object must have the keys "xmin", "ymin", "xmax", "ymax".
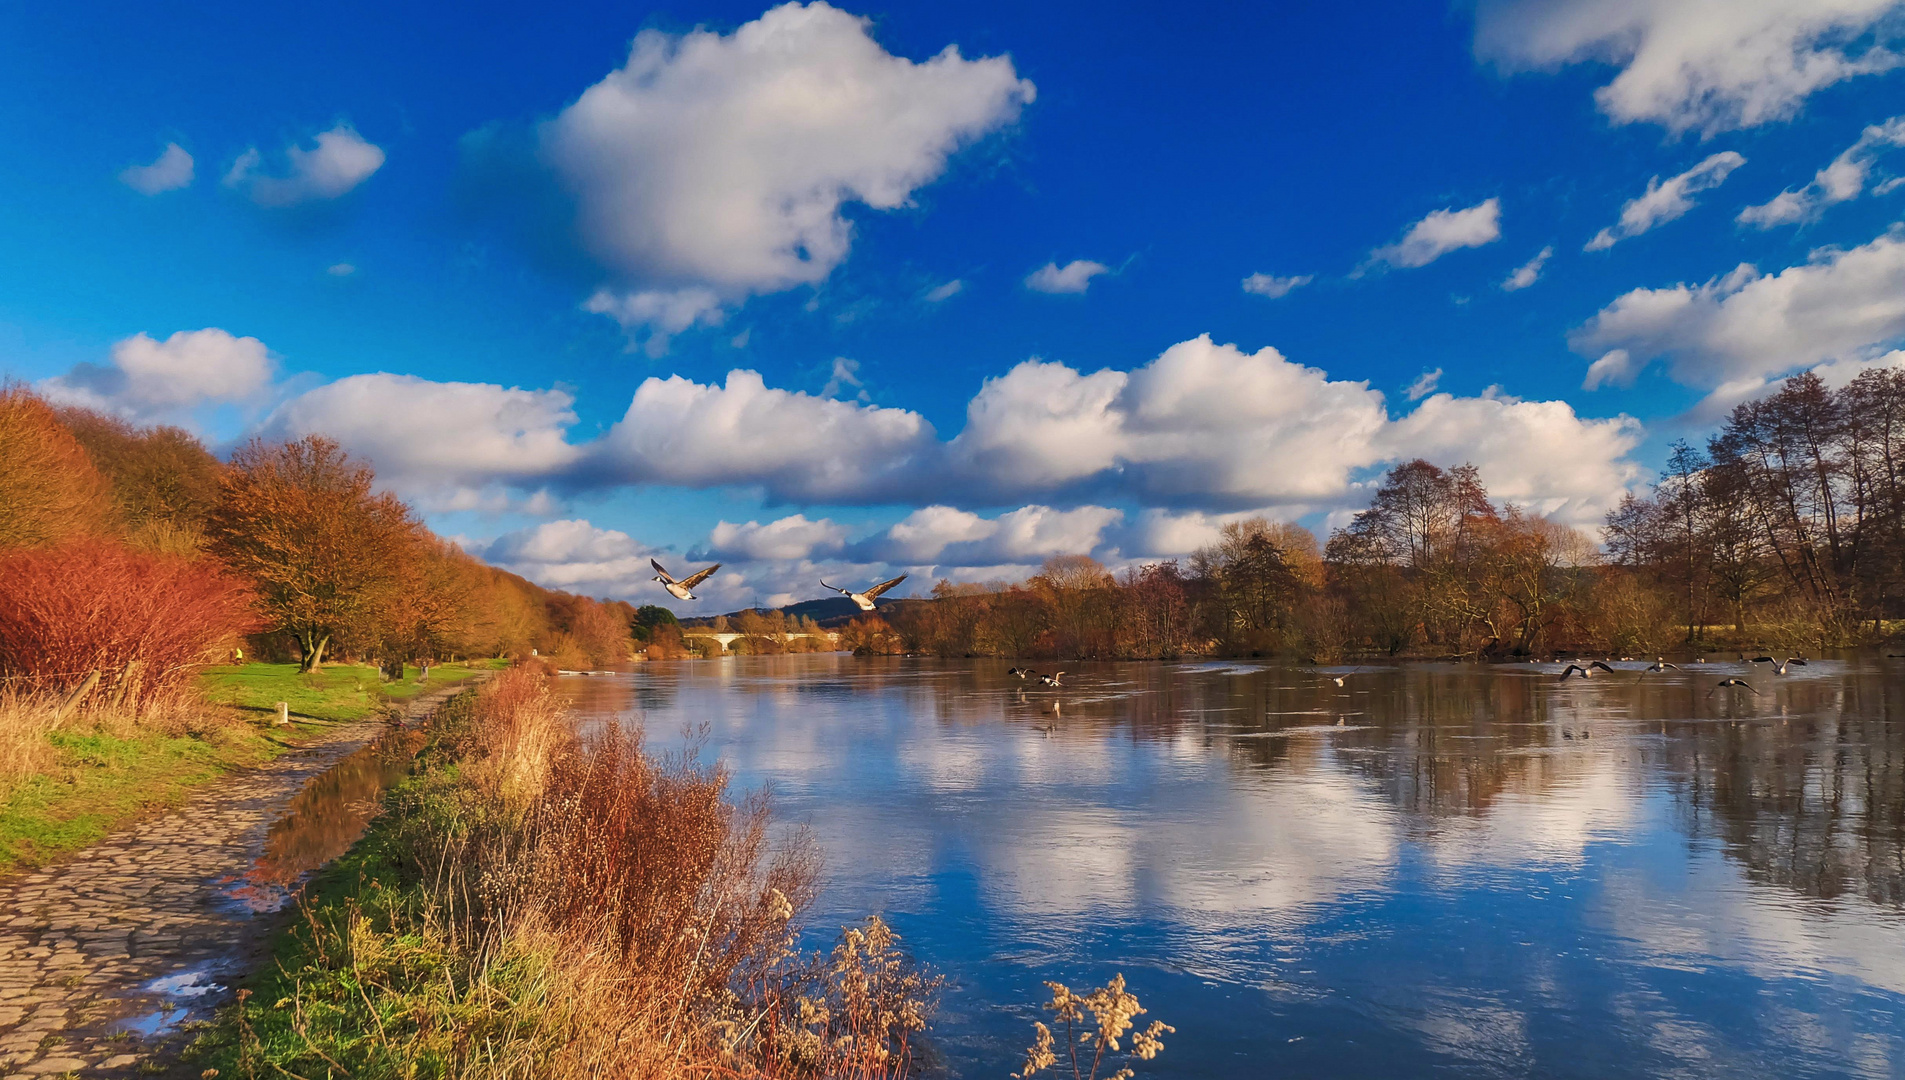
[
  {"xmin": 1038, "ymin": 671, "xmax": 1066, "ymax": 687},
  {"xmin": 1708, "ymin": 678, "xmax": 1760, "ymax": 697},
  {"xmin": 820, "ymin": 574, "xmax": 908, "ymax": 612},
  {"xmin": 651, "ymin": 559, "xmax": 721, "ymax": 601},
  {"xmin": 1558, "ymin": 661, "xmax": 1616, "ymax": 681},
  {"xmin": 1008, "ymin": 666, "xmax": 1033, "ymax": 680},
  {"xmin": 1644, "ymin": 658, "xmax": 1679, "ymax": 673},
  {"xmin": 1750, "ymin": 656, "xmax": 1809, "ymax": 674},
  {"xmin": 1320, "ymin": 667, "xmax": 1363, "ymax": 687}
]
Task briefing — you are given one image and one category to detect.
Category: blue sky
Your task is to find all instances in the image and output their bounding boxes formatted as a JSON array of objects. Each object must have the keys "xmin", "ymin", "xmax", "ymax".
[{"xmin": 4, "ymin": 0, "xmax": 1904, "ymax": 610}]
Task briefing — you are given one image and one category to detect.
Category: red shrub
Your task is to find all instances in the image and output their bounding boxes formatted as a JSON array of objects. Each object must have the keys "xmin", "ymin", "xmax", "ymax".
[{"xmin": 0, "ymin": 539, "xmax": 258, "ymax": 706}]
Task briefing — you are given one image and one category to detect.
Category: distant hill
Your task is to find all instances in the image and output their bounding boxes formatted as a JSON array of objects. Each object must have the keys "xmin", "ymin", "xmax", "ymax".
[{"xmin": 679, "ymin": 595, "xmax": 922, "ymax": 629}]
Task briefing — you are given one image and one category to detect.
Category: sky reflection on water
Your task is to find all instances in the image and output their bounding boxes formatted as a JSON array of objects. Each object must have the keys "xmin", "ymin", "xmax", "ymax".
[{"xmin": 555, "ymin": 656, "xmax": 1905, "ymax": 1079}]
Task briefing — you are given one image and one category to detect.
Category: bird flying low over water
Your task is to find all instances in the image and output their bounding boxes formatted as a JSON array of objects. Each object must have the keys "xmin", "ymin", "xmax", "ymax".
[
  {"xmin": 1558, "ymin": 661, "xmax": 1615, "ymax": 681},
  {"xmin": 1008, "ymin": 666, "xmax": 1032, "ymax": 680},
  {"xmin": 820, "ymin": 574, "xmax": 908, "ymax": 612},
  {"xmin": 1708, "ymin": 678, "xmax": 1760, "ymax": 697},
  {"xmin": 1038, "ymin": 671, "xmax": 1065, "ymax": 687},
  {"xmin": 1749, "ymin": 656, "xmax": 1809, "ymax": 675},
  {"xmin": 1644, "ymin": 658, "xmax": 1678, "ymax": 672},
  {"xmin": 652, "ymin": 559, "xmax": 720, "ymax": 601}
]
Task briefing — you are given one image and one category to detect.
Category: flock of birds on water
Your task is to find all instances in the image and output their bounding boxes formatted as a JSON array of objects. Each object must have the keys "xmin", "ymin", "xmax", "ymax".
[{"xmin": 650, "ymin": 556, "xmax": 1853, "ymax": 711}]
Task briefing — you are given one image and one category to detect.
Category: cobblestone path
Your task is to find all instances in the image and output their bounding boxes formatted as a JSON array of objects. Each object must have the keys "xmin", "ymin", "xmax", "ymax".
[{"xmin": 0, "ymin": 684, "xmax": 472, "ymax": 1078}]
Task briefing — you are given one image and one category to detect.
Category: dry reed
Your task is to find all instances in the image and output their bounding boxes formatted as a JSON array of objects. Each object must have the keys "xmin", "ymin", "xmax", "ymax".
[{"xmin": 211, "ymin": 666, "xmax": 939, "ymax": 1079}]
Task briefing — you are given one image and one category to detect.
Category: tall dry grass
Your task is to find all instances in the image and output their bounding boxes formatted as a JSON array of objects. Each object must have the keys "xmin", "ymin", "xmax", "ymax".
[{"xmin": 211, "ymin": 666, "xmax": 939, "ymax": 1079}]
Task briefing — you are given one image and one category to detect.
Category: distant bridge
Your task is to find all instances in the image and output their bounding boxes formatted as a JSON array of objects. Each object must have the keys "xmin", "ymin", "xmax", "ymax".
[{"xmin": 682, "ymin": 631, "xmax": 840, "ymax": 651}]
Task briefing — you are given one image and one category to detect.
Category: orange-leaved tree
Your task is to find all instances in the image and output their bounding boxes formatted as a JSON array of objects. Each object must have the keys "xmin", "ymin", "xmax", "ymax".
[
  {"xmin": 0, "ymin": 385, "xmax": 115, "ymax": 549},
  {"xmin": 205, "ymin": 436, "xmax": 420, "ymax": 672}
]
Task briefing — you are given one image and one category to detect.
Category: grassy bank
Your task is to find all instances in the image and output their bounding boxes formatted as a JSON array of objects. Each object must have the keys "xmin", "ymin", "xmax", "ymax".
[
  {"xmin": 189, "ymin": 669, "xmax": 940, "ymax": 1080},
  {"xmin": 0, "ymin": 660, "xmax": 504, "ymax": 874},
  {"xmin": 198, "ymin": 659, "xmax": 505, "ymax": 723}
]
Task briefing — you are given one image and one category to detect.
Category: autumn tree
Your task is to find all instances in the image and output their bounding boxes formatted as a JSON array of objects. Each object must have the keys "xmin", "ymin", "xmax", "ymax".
[
  {"xmin": 57, "ymin": 407, "xmax": 221, "ymax": 553},
  {"xmin": 0, "ymin": 386, "xmax": 114, "ymax": 548},
  {"xmin": 206, "ymin": 436, "xmax": 419, "ymax": 672}
]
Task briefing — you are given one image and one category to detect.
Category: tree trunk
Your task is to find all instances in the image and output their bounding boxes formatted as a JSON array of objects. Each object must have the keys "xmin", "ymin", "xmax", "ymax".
[{"xmin": 298, "ymin": 631, "xmax": 331, "ymax": 673}]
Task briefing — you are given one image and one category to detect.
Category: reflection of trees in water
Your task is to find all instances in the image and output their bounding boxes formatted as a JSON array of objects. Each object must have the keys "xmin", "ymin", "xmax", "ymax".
[
  {"xmin": 578, "ymin": 657, "xmax": 1905, "ymax": 907},
  {"xmin": 238, "ymin": 729, "xmax": 426, "ymax": 910},
  {"xmin": 1659, "ymin": 674, "xmax": 1905, "ymax": 907}
]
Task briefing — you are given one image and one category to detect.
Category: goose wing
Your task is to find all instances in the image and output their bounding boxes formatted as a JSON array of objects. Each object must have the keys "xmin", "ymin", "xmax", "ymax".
[
  {"xmin": 678, "ymin": 563, "xmax": 721, "ymax": 589},
  {"xmin": 1785, "ymin": 657, "xmax": 1808, "ymax": 666},
  {"xmin": 861, "ymin": 574, "xmax": 908, "ymax": 600},
  {"xmin": 1589, "ymin": 660, "xmax": 1615, "ymax": 672},
  {"xmin": 650, "ymin": 559, "xmax": 676, "ymax": 583},
  {"xmin": 1558, "ymin": 665, "xmax": 1584, "ymax": 680},
  {"xmin": 819, "ymin": 580, "xmax": 846, "ymax": 596}
]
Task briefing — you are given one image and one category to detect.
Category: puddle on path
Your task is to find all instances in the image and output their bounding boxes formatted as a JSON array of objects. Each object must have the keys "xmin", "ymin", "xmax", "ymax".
[{"xmin": 220, "ymin": 726, "xmax": 426, "ymax": 913}]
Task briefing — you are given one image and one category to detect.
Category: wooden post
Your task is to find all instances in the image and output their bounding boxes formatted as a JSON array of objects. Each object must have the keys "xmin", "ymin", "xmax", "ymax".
[
  {"xmin": 275, "ymin": 701, "xmax": 289, "ymax": 727},
  {"xmin": 52, "ymin": 670, "xmax": 101, "ymax": 724}
]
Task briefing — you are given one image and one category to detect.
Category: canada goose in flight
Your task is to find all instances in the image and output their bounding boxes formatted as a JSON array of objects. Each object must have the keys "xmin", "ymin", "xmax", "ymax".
[
  {"xmin": 1558, "ymin": 661, "xmax": 1615, "ymax": 681},
  {"xmin": 1749, "ymin": 656, "xmax": 1809, "ymax": 674},
  {"xmin": 1038, "ymin": 671, "xmax": 1066, "ymax": 687},
  {"xmin": 1708, "ymin": 678, "xmax": 1760, "ymax": 697},
  {"xmin": 1321, "ymin": 667, "xmax": 1363, "ymax": 687},
  {"xmin": 820, "ymin": 574, "xmax": 908, "ymax": 612},
  {"xmin": 651, "ymin": 559, "xmax": 720, "ymax": 601},
  {"xmin": 1008, "ymin": 666, "xmax": 1033, "ymax": 680},
  {"xmin": 1644, "ymin": 658, "xmax": 1679, "ymax": 673}
]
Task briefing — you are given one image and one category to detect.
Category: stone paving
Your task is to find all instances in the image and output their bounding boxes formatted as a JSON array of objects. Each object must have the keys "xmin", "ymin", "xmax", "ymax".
[{"xmin": 0, "ymin": 683, "xmax": 473, "ymax": 1078}]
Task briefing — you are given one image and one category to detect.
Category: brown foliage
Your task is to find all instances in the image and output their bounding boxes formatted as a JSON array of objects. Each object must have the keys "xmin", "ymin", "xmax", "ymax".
[
  {"xmin": 57, "ymin": 406, "xmax": 221, "ymax": 540},
  {"xmin": 205, "ymin": 436, "xmax": 420, "ymax": 671},
  {"xmin": 0, "ymin": 385, "xmax": 114, "ymax": 548},
  {"xmin": 0, "ymin": 539, "xmax": 258, "ymax": 704}
]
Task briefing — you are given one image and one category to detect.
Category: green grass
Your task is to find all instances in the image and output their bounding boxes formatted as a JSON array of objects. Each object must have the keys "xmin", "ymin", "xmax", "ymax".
[
  {"xmin": 0, "ymin": 660, "xmax": 504, "ymax": 875},
  {"xmin": 0, "ymin": 727, "xmax": 278, "ymax": 873},
  {"xmin": 198, "ymin": 659, "xmax": 503, "ymax": 723}
]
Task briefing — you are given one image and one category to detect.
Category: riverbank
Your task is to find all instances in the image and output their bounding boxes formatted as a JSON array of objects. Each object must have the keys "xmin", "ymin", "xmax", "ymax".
[
  {"xmin": 187, "ymin": 667, "xmax": 938, "ymax": 1080},
  {"xmin": 0, "ymin": 661, "xmax": 502, "ymax": 874},
  {"xmin": 0, "ymin": 680, "xmax": 480, "ymax": 1076}
]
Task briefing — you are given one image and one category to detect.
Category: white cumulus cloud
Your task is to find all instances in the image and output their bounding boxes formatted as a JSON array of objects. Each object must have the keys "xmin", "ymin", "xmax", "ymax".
[
  {"xmin": 119, "ymin": 143, "xmax": 194, "ymax": 195},
  {"xmin": 224, "ymin": 123, "xmax": 385, "ymax": 207},
  {"xmin": 1571, "ymin": 227, "xmax": 1905, "ymax": 390},
  {"xmin": 1025, "ymin": 259, "xmax": 1110, "ymax": 294},
  {"xmin": 482, "ymin": 519, "xmax": 663, "ymax": 596},
  {"xmin": 268, "ymin": 374, "xmax": 582, "ymax": 503},
  {"xmin": 861, "ymin": 504, "xmax": 1123, "ymax": 566},
  {"xmin": 592, "ymin": 369, "xmax": 937, "ymax": 502},
  {"xmin": 1366, "ymin": 199, "xmax": 1502, "ymax": 271},
  {"xmin": 1241, "ymin": 272, "xmax": 1313, "ymax": 298},
  {"xmin": 707, "ymin": 514, "xmax": 849, "ymax": 561},
  {"xmin": 1585, "ymin": 152, "xmax": 1744, "ymax": 250},
  {"xmin": 1474, "ymin": 0, "xmax": 1905, "ymax": 135},
  {"xmin": 39, "ymin": 329, "xmax": 273, "ymax": 421},
  {"xmin": 1501, "ymin": 246, "xmax": 1553, "ymax": 291},
  {"xmin": 1406, "ymin": 368, "xmax": 1444, "ymax": 400},
  {"xmin": 1739, "ymin": 115, "xmax": 1905, "ymax": 227},
  {"xmin": 541, "ymin": 1, "xmax": 1033, "ymax": 345},
  {"xmin": 1380, "ymin": 389, "xmax": 1644, "ymax": 525}
]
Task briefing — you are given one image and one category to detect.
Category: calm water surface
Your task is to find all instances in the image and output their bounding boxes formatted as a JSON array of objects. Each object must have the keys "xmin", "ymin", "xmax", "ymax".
[{"xmin": 555, "ymin": 656, "xmax": 1905, "ymax": 1079}]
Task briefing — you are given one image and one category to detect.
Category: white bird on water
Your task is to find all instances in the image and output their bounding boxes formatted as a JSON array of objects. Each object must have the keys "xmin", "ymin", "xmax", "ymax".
[
  {"xmin": 820, "ymin": 574, "xmax": 908, "ymax": 612},
  {"xmin": 651, "ymin": 559, "xmax": 720, "ymax": 601}
]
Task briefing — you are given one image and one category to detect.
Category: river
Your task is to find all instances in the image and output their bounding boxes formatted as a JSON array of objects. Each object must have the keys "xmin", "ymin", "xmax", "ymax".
[{"xmin": 553, "ymin": 655, "xmax": 1905, "ymax": 1079}]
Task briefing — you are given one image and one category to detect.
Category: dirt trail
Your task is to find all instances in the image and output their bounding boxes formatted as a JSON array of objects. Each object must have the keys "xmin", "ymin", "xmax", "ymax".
[{"xmin": 0, "ymin": 682, "xmax": 472, "ymax": 1078}]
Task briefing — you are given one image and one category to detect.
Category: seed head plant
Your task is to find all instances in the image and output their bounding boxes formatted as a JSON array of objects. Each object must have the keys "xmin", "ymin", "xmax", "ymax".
[{"xmin": 1014, "ymin": 974, "xmax": 1172, "ymax": 1080}]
